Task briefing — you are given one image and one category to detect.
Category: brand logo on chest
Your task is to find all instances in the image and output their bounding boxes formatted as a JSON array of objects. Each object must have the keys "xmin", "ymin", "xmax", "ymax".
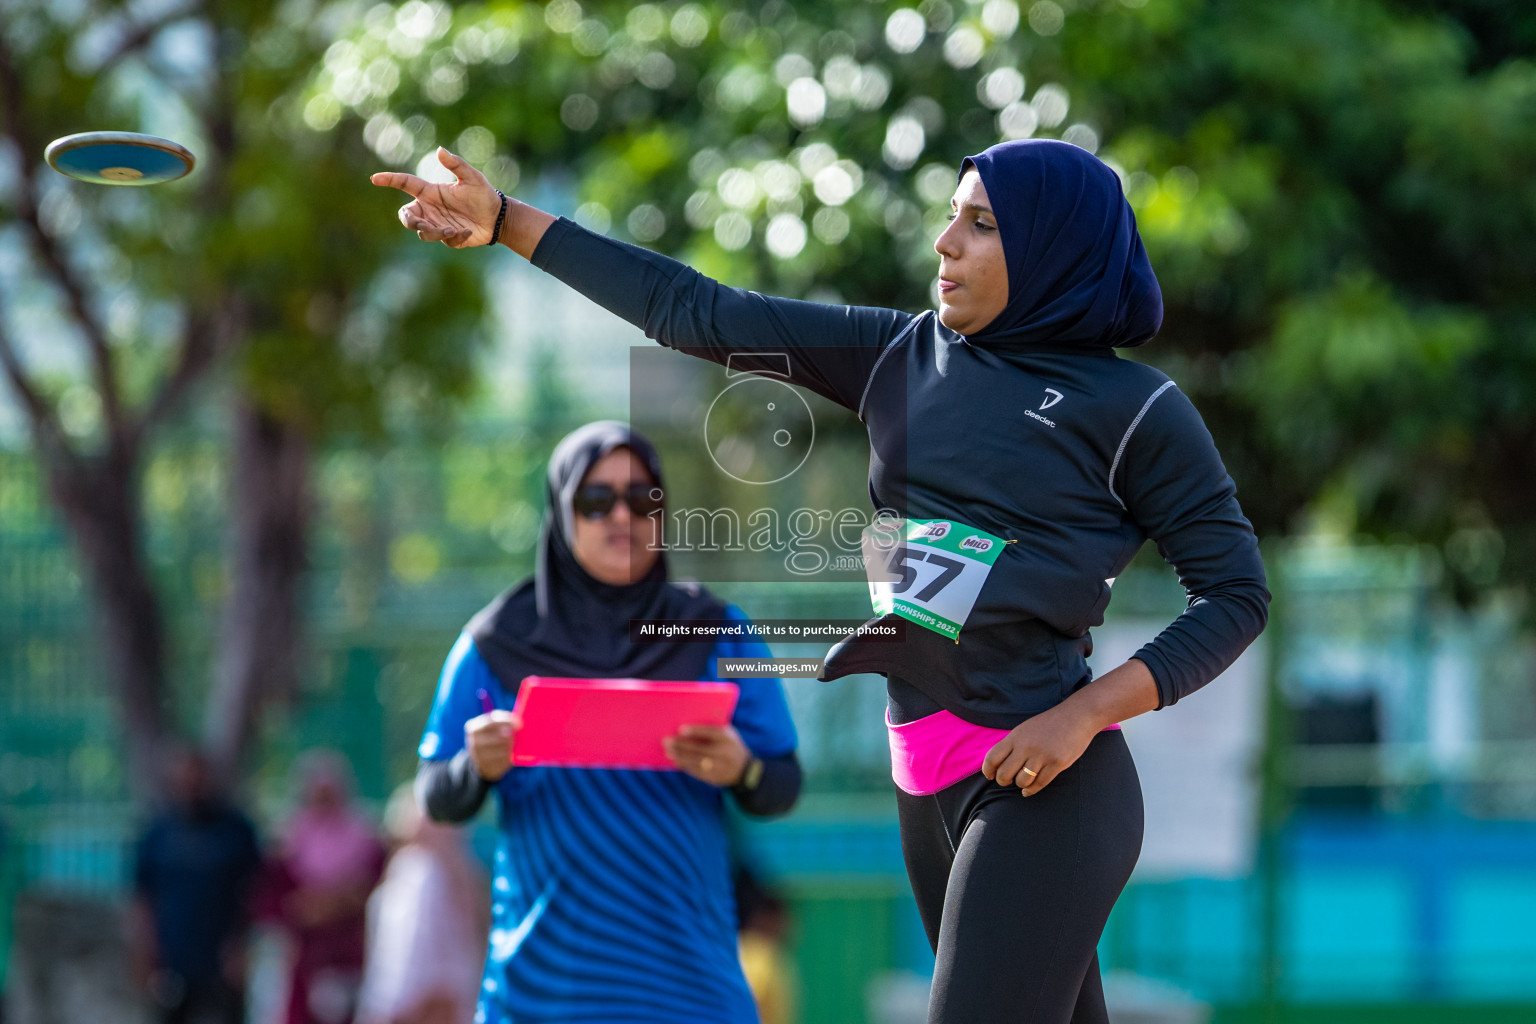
[{"xmin": 1026, "ymin": 388, "xmax": 1062, "ymax": 428}]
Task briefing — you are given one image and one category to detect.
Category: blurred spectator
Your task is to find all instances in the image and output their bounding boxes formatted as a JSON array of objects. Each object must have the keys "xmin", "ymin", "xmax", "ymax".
[
  {"xmin": 356, "ymin": 784, "xmax": 487, "ymax": 1024},
  {"xmin": 413, "ymin": 423, "xmax": 802, "ymax": 1023},
  {"xmin": 130, "ymin": 746, "xmax": 262, "ymax": 1024},
  {"xmin": 735, "ymin": 869, "xmax": 797, "ymax": 1024},
  {"xmin": 258, "ymin": 751, "xmax": 386, "ymax": 1024}
]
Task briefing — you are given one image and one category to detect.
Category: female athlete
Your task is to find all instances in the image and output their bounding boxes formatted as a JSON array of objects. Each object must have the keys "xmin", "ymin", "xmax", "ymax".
[{"xmin": 376, "ymin": 139, "xmax": 1268, "ymax": 1023}]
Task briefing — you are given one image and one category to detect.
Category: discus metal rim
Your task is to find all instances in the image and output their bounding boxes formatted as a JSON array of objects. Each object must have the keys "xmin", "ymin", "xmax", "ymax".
[{"xmin": 44, "ymin": 131, "xmax": 196, "ymax": 185}]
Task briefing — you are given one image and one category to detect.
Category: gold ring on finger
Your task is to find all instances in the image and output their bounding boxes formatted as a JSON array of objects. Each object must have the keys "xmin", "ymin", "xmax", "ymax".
[{"xmin": 1021, "ymin": 766, "xmax": 1039, "ymax": 778}]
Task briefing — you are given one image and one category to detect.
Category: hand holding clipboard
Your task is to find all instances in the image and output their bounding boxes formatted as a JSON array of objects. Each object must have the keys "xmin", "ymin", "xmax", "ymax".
[{"xmin": 465, "ymin": 677, "xmax": 749, "ymax": 785}]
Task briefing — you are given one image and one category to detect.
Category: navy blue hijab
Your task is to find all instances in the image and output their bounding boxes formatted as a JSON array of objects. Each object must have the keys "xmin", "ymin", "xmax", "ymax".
[{"xmin": 961, "ymin": 140, "xmax": 1162, "ymax": 350}]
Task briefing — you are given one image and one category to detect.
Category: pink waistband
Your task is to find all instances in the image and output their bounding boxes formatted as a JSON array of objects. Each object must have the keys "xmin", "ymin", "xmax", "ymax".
[{"xmin": 887, "ymin": 709, "xmax": 1121, "ymax": 797}]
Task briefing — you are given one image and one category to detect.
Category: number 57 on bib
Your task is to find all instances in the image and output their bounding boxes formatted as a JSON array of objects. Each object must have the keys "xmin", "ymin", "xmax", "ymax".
[{"xmin": 861, "ymin": 518, "xmax": 1006, "ymax": 641}]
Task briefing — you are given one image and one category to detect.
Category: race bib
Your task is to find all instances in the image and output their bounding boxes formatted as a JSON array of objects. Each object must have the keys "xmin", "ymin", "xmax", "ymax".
[{"xmin": 861, "ymin": 518, "xmax": 1006, "ymax": 640}]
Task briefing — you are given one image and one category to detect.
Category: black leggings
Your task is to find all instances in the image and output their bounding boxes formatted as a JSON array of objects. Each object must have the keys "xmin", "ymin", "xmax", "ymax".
[{"xmin": 896, "ymin": 729, "xmax": 1144, "ymax": 1024}]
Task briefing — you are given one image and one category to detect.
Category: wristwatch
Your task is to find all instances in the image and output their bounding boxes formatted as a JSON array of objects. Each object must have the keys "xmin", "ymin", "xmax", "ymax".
[{"xmin": 737, "ymin": 756, "xmax": 764, "ymax": 791}]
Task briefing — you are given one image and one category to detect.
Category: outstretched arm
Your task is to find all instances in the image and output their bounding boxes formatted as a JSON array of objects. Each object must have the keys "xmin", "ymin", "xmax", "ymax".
[{"xmin": 372, "ymin": 149, "xmax": 915, "ymax": 411}]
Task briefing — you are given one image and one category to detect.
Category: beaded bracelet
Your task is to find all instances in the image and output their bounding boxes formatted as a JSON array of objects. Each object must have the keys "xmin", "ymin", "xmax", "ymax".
[{"xmin": 488, "ymin": 189, "xmax": 508, "ymax": 247}]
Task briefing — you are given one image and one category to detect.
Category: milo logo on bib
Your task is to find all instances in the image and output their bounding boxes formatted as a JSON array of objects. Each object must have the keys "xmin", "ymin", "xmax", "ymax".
[{"xmin": 861, "ymin": 518, "xmax": 1006, "ymax": 640}]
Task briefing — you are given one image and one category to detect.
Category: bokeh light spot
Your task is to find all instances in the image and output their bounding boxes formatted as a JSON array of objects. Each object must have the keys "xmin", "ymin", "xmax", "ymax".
[
  {"xmin": 628, "ymin": 203, "xmax": 666, "ymax": 242},
  {"xmin": 982, "ymin": 0, "xmax": 1021, "ymax": 36},
  {"xmin": 560, "ymin": 93, "xmax": 599, "ymax": 131},
  {"xmin": 813, "ymin": 206, "xmax": 851, "ymax": 244},
  {"xmin": 943, "ymin": 26, "xmax": 985, "ymax": 68},
  {"xmin": 885, "ymin": 9, "xmax": 926, "ymax": 53},
  {"xmin": 714, "ymin": 211, "xmax": 753, "ymax": 250},
  {"xmin": 1028, "ymin": 0, "xmax": 1064, "ymax": 36},
  {"xmin": 766, "ymin": 213, "xmax": 808, "ymax": 259},
  {"xmin": 883, "ymin": 115, "xmax": 926, "ymax": 170},
  {"xmin": 979, "ymin": 67, "xmax": 1025, "ymax": 110},
  {"xmin": 1031, "ymin": 83, "xmax": 1069, "ymax": 127},
  {"xmin": 787, "ymin": 77, "xmax": 827, "ymax": 127}
]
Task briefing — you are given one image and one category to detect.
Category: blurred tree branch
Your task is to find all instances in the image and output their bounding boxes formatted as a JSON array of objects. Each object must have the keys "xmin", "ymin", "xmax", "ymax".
[
  {"xmin": 0, "ymin": 292, "xmax": 74, "ymax": 470},
  {"xmin": 0, "ymin": 0, "xmax": 486, "ymax": 797},
  {"xmin": 0, "ymin": 33, "xmax": 124, "ymax": 450},
  {"xmin": 90, "ymin": 3, "xmax": 205, "ymax": 78}
]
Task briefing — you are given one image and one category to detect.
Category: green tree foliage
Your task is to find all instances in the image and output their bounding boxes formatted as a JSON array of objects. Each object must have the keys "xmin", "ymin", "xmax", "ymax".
[
  {"xmin": 1, "ymin": 0, "xmax": 489, "ymax": 438},
  {"xmin": 1070, "ymin": 0, "xmax": 1536, "ymax": 603},
  {"xmin": 323, "ymin": 0, "xmax": 1534, "ymax": 601},
  {"xmin": 0, "ymin": 0, "xmax": 490, "ymax": 791}
]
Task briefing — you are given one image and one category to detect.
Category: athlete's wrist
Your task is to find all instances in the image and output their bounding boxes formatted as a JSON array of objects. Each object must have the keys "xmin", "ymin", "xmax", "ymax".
[
  {"xmin": 1068, "ymin": 658, "xmax": 1159, "ymax": 730},
  {"xmin": 1056, "ymin": 693, "xmax": 1113, "ymax": 734},
  {"xmin": 501, "ymin": 198, "xmax": 558, "ymax": 259},
  {"xmin": 486, "ymin": 189, "xmax": 508, "ymax": 247}
]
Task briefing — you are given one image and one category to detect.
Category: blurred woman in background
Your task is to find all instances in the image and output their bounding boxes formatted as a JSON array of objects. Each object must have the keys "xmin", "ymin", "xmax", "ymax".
[
  {"xmin": 260, "ymin": 752, "xmax": 386, "ymax": 1024},
  {"xmin": 356, "ymin": 783, "xmax": 486, "ymax": 1024}
]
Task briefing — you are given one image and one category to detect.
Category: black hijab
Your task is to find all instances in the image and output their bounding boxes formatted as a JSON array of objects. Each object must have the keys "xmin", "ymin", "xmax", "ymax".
[
  {"xmin": 468, "ymin": 421, "xmax": 725, "ymax": 691},
  {"xmin": 962, "ymin": 139, "xmax": 1163, "ymax": 350}
]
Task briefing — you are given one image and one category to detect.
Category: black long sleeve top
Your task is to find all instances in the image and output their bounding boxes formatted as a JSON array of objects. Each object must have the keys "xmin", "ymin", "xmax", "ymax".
[{"xmin": 528, "ymin": 218, "xmax": 1269, "ymax": 726}]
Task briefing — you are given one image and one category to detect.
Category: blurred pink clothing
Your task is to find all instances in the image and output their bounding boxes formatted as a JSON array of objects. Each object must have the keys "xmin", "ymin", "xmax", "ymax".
[
  {"xmin": 284, "ymin": 808, "xmax": 383, "ymax": 889},
  {"xmin": 260, "ymin": 805, "xmax": 386, "ymax": 1024},
  {"xmin": 357, "ymin": 825, "xmax": 487, "ymax": 1024}
]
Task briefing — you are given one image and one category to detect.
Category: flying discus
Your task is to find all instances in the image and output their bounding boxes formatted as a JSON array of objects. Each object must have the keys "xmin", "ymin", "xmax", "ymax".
[{"xmin": 45, "ymin": 131, "xmax": 195, "ymax": 185}]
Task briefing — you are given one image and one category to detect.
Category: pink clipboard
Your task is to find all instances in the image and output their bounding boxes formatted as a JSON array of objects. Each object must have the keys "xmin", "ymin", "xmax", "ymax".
[{"xmin": 508, "ymin": 676, "xmax": 739, "ymax": 770}]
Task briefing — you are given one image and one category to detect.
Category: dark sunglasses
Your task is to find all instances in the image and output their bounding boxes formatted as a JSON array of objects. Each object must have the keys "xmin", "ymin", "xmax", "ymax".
[{"xmin": 572, "ymin": 483, "xmax": 665, "ymax": 520}]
